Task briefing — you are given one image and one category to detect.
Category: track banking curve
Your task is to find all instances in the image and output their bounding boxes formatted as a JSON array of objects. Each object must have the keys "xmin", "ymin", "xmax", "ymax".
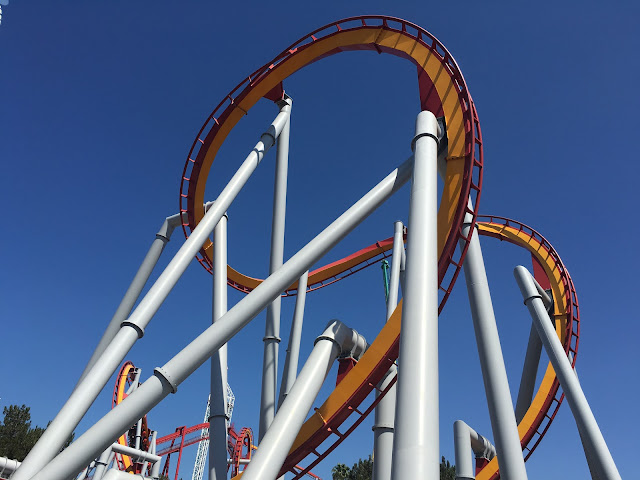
[
  {"xmin": 175, "ymin": 15, "xmax": 577, "ymax": 480},
  {"xmin": 179, "ymin": 15, "xmax": 483, "ymax": 480}
]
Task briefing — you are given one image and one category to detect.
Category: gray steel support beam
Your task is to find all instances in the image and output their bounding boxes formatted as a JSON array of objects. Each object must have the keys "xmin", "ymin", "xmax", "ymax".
[
  {"xmin": 29, "ymin": 155, "xmax": 414, "ymax": 480},
  {"xmin": 260, "ymin": 95, "xmax": 292, "ymax": 440},
  {"xmin": 515, "ymin": 277, "xmax": 551, "ymax": 423},
  {"xmin": 12, "ymin": 107, "xmax": 292, "ymax": 480},
  {"xmin": 0, "ymin": 456, "xmax": 21, "ymax": 476},
  {"xmin": 514, "ymin": 266, "xmax": 621, "ymax": 480},
  {"xmin": 141, "ymin": 430, "xmax": 157, "ymax": 477},
  {"xmin": 372, "ymin": 220, "xmax": 403, "ymax": 480},
  {"xmin": 459, "ymin": 208, "xmax": 528, "ymax": 480},
  {"xmin": 453, "ymin": 421, "xmax": 496, "ymax": 480},
  {"xmin": 278, "ymin": 270, "xmax": 309, "ymax": 408},
  {"xmin": 372, "ymin": 365, "xmax": 397, "ymax": 480},
  {"xmin": 391, "ymin": 111, "xmax": 440, "ymax": 480},
  {"xmin": 78, "ymin": 212, "xmax": 184, "ymax": 384},
  {"xmin": 150, "ymin": 433, "xmax": 160, "ymax": 480},
  {"xmin": 110, "ymin": 443, "xmax": 160, "ymax": 464},
  {"xmin": 209, "ymin": 213, "xmax": 229, "ymax": 480},
  {"xmin": 241, "ymin": 320, "xmax": 367, "ymax": 480},
  {"xmin": 91, "ymin": 447, "xmax": 112, "ymax": 480},
  {"xmin": 515, "ymin": 324, "xmax": 542, "ymax": 423}
]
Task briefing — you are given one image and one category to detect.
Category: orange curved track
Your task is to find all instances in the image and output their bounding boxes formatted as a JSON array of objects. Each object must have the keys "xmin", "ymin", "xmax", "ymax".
[
  {"xmin": 180, "ymin": 15, "xmax": 484, "ymax": 313},
  {"xmin": 179, "ymin": 14, "xmax": 486, "ymax": 480},
  {"xmin": 249, "ymin": 217, "xmax": 578, "ymax": 480},
  {"xmin": 112, "ymin": 361, "xmax": 136, "ymax": 471}
]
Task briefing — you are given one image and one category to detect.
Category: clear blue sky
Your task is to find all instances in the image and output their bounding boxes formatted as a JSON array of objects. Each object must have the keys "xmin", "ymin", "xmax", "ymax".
[{"xmin": 1, "ymin": 1, "xmax": 638, "ymax": 479}]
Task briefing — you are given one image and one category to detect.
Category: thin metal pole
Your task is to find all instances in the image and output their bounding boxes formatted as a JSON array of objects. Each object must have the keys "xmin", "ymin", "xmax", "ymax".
[
  {"xmin": 30, "ymin": 155, "xmax": 414, "ymax": 480},
  {"xmin": 372, "ymin": 220, "xmax": 403, "ymax": 480},
  {"xmin": 278, "ymin": 270, "xmax": 309, "ymax": 408},
  {"xmin": 260, "ymin": 95, "xmax": 292, "ymax": 440},
  {"xmin": 141, "ymin": 430, "xmax": 157, "ymax": 477},
  {"xmin": 78, "ymin": 213, "xmax": 183, "ymax": 385},
  {"xmin": 459, "ymin": 211, "xmax": 528, "ymax": 480},
  {"xmin": 391, "ymin": 111, "xmax": 440, "ymax": 480},
  {"xmin": 514, "ymin": 266, "xmax": 621, "ymax": 480},
  {"xmin": 242, "ymin": 320, "xmax": 366, "ymax": 480},
  {"xmin": 209, "ymin": 213, "xmax": 229, "ymax": 480},
  {"xmin": 12, "ymin": 107, "xmax": 292, "ymax": 480}
]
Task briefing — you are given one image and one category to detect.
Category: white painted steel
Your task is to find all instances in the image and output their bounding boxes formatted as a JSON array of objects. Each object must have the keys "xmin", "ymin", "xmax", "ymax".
[
  {"xmin": 109, "ymin": 443, "xmax": 160, "ymax": 464},
  {"xmin": 241, "ymin": 320, "xmax": 367, "ymax": 480},
  {"xmin": 459, "ymin": 208, "xmax": 529, "ymax": 480},
  {"xmin": 13, "ymin": 109, "xmax": 291, "ymax": 480},
  {"xmin": 78, "ymin": 212, "xmax": 184, "ymax": 384},
  {"xmin": 92, "ymin": 447, "xmax": 112, "ymax": 480},
  {"xmin": 260, "ymin": 95, "xmax": 292, "ymax": 441},
  {"xmin": 392, "ymin": 111, "xmax": 440, "ymax": 480},
  {"xmin": 210, "ymin": 214, "xmax": 229, "ymax": 480},
  {"xmin": 372, "ymin": 220, "xmax": 403, "ymax": 480},
  {"xmin": 29, "ymin": 155, "xmax": 413, "ymax": 480},
  {"xmin": 279, "ymin": 270, "xmax": 309, "ymax": 407},
  {"xmin": 514, "ymin": 266, "xmax": 621, "ymax": 480},
  {"xmin": 453, "ymin": 421, "xmax": 496, "ymax": 480}
]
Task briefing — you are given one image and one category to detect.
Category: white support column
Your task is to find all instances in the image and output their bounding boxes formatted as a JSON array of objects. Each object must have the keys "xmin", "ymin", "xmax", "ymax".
[
  {"xmin": 391, "ymin": 111, "xmax": 440, "ymax": 480},
  {"xmin": 12, "ymin": 107, "xmax": 292, "ymax": 480},
  {"xmin": 372, "ymin": 220, "xmax": 403, "ymax": 480},
  {"xmin": 278, "ymin": 270, "xmax": 309, "ymax": 407},
  {"xmin": 260, "ymin": 95, "xmax": 292, "ymax": 440},
  {"xmin": 459, "ymin": 205, "xmax": 528, "ymax": 480},
  {"xmin": 209, "ymin": 214, "xmax": 229, "ymax": 480},
  {"xmin": 242, "ymin": 320, "xmax": 366, "ymax": 480},
  {"xmin": 514, "ymin": 266, "xmax": 621, "ymax": 480},
  {"xmin": 29, "ymin": 155, "xmax": 414, "ymax": 480}
]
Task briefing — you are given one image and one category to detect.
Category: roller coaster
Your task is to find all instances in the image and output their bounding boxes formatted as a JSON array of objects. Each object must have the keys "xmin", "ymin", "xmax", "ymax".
[{"xmin": 2, "ymin": 15, "xmax": 621, "ymax": 480}]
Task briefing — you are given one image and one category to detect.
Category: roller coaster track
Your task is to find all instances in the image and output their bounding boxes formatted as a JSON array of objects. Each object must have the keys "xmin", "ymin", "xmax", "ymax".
[{"xmin": 177, "ymin": 15, "xmax": 579, "ymax": 480}]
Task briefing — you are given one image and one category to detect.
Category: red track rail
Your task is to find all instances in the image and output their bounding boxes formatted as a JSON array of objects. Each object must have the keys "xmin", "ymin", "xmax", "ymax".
[{"xmin": 178, "ymin": 15, "xmax": 483, "ymax": 316}]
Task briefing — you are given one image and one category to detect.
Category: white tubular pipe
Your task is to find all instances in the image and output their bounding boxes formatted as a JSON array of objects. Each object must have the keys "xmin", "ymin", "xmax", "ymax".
[
  {"xmin": 392, "ymin": 111, "xmax": 440, "ymax": 480},
  {"xmin": 279, "ymin": 270, "xmax": 309, "ymax": 407},
  {"xmin": 515, "ymin": 323, "xmax": 543, "ymax": 423},
  {"xmin": 209, "ymin": 213, "xmax": 228, "ymax": 480},
  {"xmin": 110, "ymin": 443, "xmax": 160, "ymax": 464},
  {"xmin": 91, "ymin": 447, "xmax": 113, "ymax": 480},
  {"xmin": 514, "ymin": 266, "xmax": 621, "ymax": 480},
  {"xmin": 0, "ymin": 456, "xmax": 21, "ymax": 476},
  {"xmin": 150, "ymin": 433, "xmax": 160, "ymax": 479},
  {"xmin": 241, "ymin": 320, "xmax": 367, "ymax": 480},
  {"xmin": 515, "ymin": 275, "xmax": 551, "ymax": 423},
  {"xmin": 141, "ymin": 430, "xmax": 156, "ymax": 476},
  {"xmin": 372, "ymin": 220, "xmax": 403, "ymax": 480},
  {"xmin": 13, "ymin": 108, "xmax": 292, "ymax": 480},
  {"xmin": 30, "ymin": 156, "xmax": 414, "ymax": 480},
  {"xmin": 372, "ymin": 365, "xmax": 397, "ymax": 480},
  {"xmin": 78, "ymin": 212, "xmax": 185, "ymax": 385},
  {"xmin": 260, "ymin": 95, "xmax": 292, "ymax": 440},
  {"xmin": 459, "ymin": 204, "xmax": 528, "ymax": 480},
  {"xmin": 453, "ymin": 421, "xmax": 496, "ymax": 480}
]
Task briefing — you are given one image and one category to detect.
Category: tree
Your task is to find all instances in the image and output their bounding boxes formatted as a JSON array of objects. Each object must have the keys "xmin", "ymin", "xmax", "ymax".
[
  {"xmin": 440, "ymin": 455, "xmax": 456, "ymax": 480},
  {"xmin": 332, "ymin": 454, "xmax": 456, "ymax": 480},
  {"xmin": 0, "ymin": 405, "xmax": 74, "ymax": 462}
]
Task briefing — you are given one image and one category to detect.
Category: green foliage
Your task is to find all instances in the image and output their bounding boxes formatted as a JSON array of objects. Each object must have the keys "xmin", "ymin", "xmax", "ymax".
[
  {"xmin": 440, "ymin": 455, "xmax": 456, "ymax": 480},
  {"xmin": 331, "ymin": 456, "xmax": 373, "ymax": 480},
  {"xmin": 0, "ymin": 405, "xmax": 74, "ymax": 462},
  {"xmin": 332, "ymin": 454, "xmax": 456, "ymax": 480}
]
